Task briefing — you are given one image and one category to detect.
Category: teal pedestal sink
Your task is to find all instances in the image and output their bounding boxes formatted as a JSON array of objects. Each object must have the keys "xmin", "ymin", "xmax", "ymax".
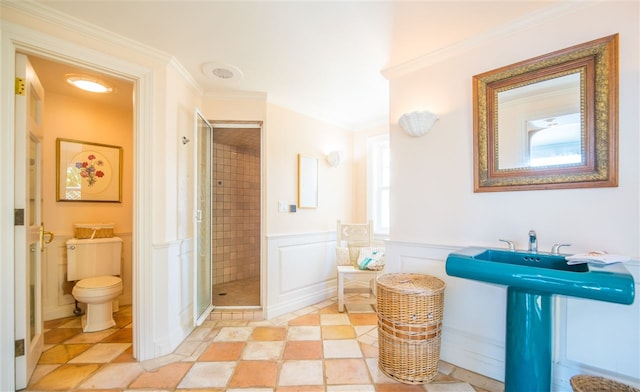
[{"xmin": 446, "ymin": 247, "xmax": 635, "ymax": 392}]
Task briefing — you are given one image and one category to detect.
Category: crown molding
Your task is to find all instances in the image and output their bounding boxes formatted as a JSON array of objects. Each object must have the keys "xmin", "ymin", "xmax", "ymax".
[
  {"xmin": 381, "ymin": 1, "xmax": 600, "ymax": 80},
  {"xmin": 2, "ymin": 1, "xmax": 173, "ymax": 65}
]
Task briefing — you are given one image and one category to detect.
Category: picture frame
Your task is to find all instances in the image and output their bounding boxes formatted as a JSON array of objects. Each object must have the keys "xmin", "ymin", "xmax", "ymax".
[
  {"xmin": 56, "ymin": 138, "xmax": 123, "ymax": 202},
  {"xmin": 298, "ymin": 154, "xmax": 318, "ymax": 209}
]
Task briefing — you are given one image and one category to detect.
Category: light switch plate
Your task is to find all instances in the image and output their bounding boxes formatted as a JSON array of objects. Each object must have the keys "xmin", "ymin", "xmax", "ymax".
[{"xmin": 278, "ymin": 200, "xmax": 288, "ymax": 212}]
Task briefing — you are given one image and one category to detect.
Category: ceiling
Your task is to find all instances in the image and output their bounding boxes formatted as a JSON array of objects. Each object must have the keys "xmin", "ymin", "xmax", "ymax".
[{"xmin": 29, "ymin": 1, "xmax": 556, "ymax": 130}]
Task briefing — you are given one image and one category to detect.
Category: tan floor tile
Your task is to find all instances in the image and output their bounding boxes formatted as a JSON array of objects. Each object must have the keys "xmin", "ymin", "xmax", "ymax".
[
  {"xmin": 323, "ymin": 339, "xmax": 363, "ymax": 358},
  {"xmin": 277, "ymin": 386, "xmax": 325, "ymax": 392},
  {"xmin": 287, "ymin": 326, "xmax": 321, "ymax": 341},
  {"xmin": 129, "ymin": 362, "xmax": 193, "ymax": 389},
  {"xmin": 425, "ymin": 382, "xmax": 477, "ymax": 391},
  {"xmin": 282, "ymin": 341, "xmax": 323, "ymax": 360},
  {"xmin": 251, "ymin": 326, "xmax": 287, "ymax": 341},
  {"xmin": 44, "ymin": 316, "xmax": 76, "ymax": 329},
  {"xmin": 177, "ymin": 361, "xmax": 236, "ymax": 389},
  {"xmin": 229, "ymin": 360, "xmax": 278, "ymax": 388},
  {"xmin": 214, "ymin": 326, "xmax": 254, "ymax": 341},
  {"xmin": 37, "ymin": 343, "xmax": 92, "ymax": 364},
  {"xmin": 349, "ymin": 313, "xmax": 378, "ymax": 325},
  {"xmin": 68, "ymin": 343, "xmax": 131, "ymax": 363},
  {"xmin": 242, "ymin": 341, "xmax": 284, "ymax": 360},
  {"xmin": 287, "ymin": 313, "xmax": 320, "ymax": 326},
  {"xmin": 111, "ymin": 345, "xmax": 135, "ymax": 362},
  {"xmin": 99, "ymin": 327, "xmax": 132, "ymax": 343},
  {"xmin": 78, "ymin": 362, "xmax": 143, "ymax": 389},
  {"xmin": 344, "ymin": 303, "xmax": 375, "ymax": 313},
  {"xmin": 29, "ymin": 364, "xmax": 60, "ymax": 385},
  {"xmin": 64, "ymin": 328, "xmax": 118, "ymax": 344},
  {"xmin": 278, "ymin": 360, "xmax": 324, "ymax": 386},
  {"xmin": 322, "ymin": 325, "xmax": 356, "ymax": 339},
  {"xmin": 319, "ymin": 303, "xmax": 341, "ymax": 314},
  {"xmin": 365, "ymin": 357, "xmax": 398, "ymax": 384},
  {"xmin": 359, "ymin": 342, "xmax": 378, "ymax": 358},
  {"xmin": 44, "ymin": 327, "xmax": 82, "ymax": 344},
  {"xmin": 377, "ymin": 383, "xmax": 428, "ymax": 391},
  {"xmin": 29, "ymin": 363, "xmax": 101, "ymax": 390},
  {"xmin": 325, "ymin": 358, "xmax": 371, "ymax": 385},
  {"xmin": 199, "ymin": 341, "xmax": 246, "ymax": 361},
  {"xmin": 320, "ymin": 313, "xmax": 351, "ymax": 325},
  {"xmin": 327, "ymin": 385, "xmax": 375, "ymax": 391}
]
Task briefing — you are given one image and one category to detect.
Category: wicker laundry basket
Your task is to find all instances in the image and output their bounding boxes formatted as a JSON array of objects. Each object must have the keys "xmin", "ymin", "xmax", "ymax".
[
  {"xmin": 74, "ymin": 223, "xmax": 114, "ymax": 239},
  {"xmin": 376, "ymin": 273, "xmax": 446, "ymax": 384},
  {"xmin": 571, "ymin": 375, "xmax": 640, "ymax": 392}
]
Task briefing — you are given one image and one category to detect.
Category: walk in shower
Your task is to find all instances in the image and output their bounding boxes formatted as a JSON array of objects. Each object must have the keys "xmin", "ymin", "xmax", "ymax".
[{"xmin": 211, "ymin": 123, "xmax": 261, "ymax": 307}]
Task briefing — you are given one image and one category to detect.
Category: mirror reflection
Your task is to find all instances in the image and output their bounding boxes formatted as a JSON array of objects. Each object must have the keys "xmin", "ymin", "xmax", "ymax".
[{"xmin": 497, "ymin": 73, "xmax": 582, "ymax": 170}]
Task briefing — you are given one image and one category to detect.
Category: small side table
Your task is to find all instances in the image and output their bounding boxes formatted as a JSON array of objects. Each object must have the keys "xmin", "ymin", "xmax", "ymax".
[{"xmin": 337, "ymin": 265, "xmax": 381, "ymax": 312}]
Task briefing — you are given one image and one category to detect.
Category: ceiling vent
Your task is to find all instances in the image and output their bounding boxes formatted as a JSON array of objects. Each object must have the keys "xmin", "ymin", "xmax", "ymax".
[{"xmin": 202, "ymin": 62, "xmax": 243, "ymax": 82}]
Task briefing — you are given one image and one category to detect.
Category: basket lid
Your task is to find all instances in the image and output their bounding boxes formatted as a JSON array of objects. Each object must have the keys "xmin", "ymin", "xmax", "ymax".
[
  {"xmin": 377, "ymin": 273, "xmax": 445, "ymax": 293},
  {"xmin": 74, "ymin": 223, "xmax": 115, "ymax": 229}
]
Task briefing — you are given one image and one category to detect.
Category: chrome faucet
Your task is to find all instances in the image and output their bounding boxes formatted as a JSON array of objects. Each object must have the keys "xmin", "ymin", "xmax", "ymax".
[{"xmin": 528, "ymin": 230, "xmax": 537, "ymax": 253}]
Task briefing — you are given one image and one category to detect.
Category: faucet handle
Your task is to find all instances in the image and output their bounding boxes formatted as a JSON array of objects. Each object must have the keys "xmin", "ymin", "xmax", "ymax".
[
  {"xmin": 552, "ymin": 243, "xmax": 571, "ymax": 255},
  {"xmin": 499, "ymin": 239, "xmax": 516, "ymax": 251}
]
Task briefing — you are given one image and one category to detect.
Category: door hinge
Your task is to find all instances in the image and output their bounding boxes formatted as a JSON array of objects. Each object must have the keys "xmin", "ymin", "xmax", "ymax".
[
  {"xmin": 15, "ymin": 77, "xmax": 25, "ymax": 96},
  {"xmin": 14, "ymin": 208, "xmax": 24, "ymax": 226},
  {"xmin": 15, "ymin": 339, "xmax": 25, "ymax": 357}
]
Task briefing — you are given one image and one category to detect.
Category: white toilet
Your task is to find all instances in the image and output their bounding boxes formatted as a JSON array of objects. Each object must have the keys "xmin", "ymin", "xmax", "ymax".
[{"xmin": 66, "ymin": 237, "xmax": 123, "ymax": 332}]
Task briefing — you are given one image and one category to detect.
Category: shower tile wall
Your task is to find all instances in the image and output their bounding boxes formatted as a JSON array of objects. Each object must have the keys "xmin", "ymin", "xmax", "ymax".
[{"xmin": 212, "ymin": 142, "xmax": 260, "ymax": 285}]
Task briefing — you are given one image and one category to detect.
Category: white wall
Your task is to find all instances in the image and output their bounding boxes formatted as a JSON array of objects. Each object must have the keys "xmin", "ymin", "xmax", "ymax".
[{"xmin": 386, "ymin": 2, "xmax": 639, "ymax": 390}]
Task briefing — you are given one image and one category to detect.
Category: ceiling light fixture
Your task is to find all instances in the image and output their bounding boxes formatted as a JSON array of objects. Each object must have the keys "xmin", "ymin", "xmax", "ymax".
[
  {"xmin": 202, "ymin": 62, "xmax": 243, "ymax": 82},
  {"xmin": 66, "ymin": 74, "xmax": 113, "ymax": 93}
]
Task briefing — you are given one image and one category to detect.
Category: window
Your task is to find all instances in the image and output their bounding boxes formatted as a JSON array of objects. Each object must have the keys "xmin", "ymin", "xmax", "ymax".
[{"xmin": 367, "ymin": 134, "xmax": 390, "ymax": 235}]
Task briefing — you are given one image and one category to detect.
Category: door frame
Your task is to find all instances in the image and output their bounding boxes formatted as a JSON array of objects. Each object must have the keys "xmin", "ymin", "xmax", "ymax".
[{"xmin": 0, "ymin": 23, "xmax": 155, "ymax": 390}]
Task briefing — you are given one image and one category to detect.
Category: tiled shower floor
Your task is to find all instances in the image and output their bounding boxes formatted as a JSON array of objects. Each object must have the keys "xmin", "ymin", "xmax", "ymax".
[
  {"xmin": 26, "ymin": 299, "xmax": 503, "ymax": 391},
  {"xmin": 213, "ymin": 276, "xmax": 260, "ymax": 307}
]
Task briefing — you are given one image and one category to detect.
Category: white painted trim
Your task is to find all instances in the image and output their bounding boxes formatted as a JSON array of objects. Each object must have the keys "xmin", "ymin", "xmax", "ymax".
[{"xmin": 0, "ymin": 24, "xmax": 157, "ymax": 391}]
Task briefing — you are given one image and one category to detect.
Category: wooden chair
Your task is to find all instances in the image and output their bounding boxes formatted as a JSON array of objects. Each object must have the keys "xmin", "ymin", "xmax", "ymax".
[{"xmin": 335, "ymin": 220, "xmax": 384, "ymax": 312}]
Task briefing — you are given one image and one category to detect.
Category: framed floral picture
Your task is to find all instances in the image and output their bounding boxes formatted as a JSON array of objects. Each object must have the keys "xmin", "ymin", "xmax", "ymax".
[{"xmin": 56, "ymin": 138, "xmax": 123, "ymax": 202}]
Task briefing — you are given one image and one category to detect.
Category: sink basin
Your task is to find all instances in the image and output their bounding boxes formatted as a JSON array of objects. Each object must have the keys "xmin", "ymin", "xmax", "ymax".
[
  {"xmin": 446, "ymin": 246, "xmax": 635, "ymax": 392},
  {"xmin": 446, "ymin": 246, "xmax": 633, "ymax": 304}
]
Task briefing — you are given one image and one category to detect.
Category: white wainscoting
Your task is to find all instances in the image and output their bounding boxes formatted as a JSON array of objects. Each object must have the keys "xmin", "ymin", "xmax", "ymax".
[
  {"xmin": 265, "ymin": 231, "xmax": 337, "ymax": 320},
  {"xmin": 150, "ymin": 238, "xmax": 195, "ymax": 357},
  {"xmin": 385, "ymin": 240, "xmax": 640, "ymax": 391}
]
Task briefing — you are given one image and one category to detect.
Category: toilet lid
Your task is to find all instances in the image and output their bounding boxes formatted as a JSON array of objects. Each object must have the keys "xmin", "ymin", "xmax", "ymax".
[{"xmin": 76, "ymin": 276, "xmax": 122, "ymax": 289}]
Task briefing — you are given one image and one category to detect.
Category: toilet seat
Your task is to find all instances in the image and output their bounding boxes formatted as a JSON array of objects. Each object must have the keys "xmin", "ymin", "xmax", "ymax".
[
  {"xmin": 73, "ymin": 276, "xmax": 122, "ymax": 300},
  {"xmin": 75, "ymin": 275, "xmax": 121, "ymax": 290}
]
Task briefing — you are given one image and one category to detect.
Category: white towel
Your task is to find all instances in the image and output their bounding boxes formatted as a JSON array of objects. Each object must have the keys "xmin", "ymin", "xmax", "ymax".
[{"xmin": 566, "ymin": 251, "xmax": 630, "ymax": 265}]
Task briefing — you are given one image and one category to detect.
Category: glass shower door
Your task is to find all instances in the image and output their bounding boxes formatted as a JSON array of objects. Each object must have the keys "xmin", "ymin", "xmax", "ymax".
[{"xmin": 194, "ymin": 111, "xmax": 213, "ymax": 325}]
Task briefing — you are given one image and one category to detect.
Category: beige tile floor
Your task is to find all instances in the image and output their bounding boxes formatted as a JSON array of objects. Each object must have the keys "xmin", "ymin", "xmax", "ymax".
[{"xmin": 25, "ymin": 299, "xmax": 504, "ymax": 392}]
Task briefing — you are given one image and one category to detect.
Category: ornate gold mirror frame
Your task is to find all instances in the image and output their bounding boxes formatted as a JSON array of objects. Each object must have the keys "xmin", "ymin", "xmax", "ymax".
[{"xmin": 473, "ymin": 34, "xmax": 618, "ymax": 192}]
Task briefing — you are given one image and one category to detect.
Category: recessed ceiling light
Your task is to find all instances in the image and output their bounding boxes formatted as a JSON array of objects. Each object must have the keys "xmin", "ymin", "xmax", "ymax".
[
  {"xmin": 65, "ymin": 74, "xmax": 113, "ymax": 93},
  {"xmin": 202, "ymin": 62, "xmax": 243, "ymax": 82}
]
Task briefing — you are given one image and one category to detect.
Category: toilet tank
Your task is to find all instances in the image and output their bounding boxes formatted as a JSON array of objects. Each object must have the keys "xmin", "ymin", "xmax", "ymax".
[{"xmin": 66, "ymin": 237, "xmax": 123, "ymax": 281}]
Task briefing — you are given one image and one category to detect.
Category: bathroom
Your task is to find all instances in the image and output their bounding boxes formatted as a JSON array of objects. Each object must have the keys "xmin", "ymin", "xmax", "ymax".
[
  {"xmin": 1, "ymin": 2, "xmax": 638, "ymax": 391},
  {"xmin": 26, "ymin": 56, "xmax": 136, "ymax": 323}
]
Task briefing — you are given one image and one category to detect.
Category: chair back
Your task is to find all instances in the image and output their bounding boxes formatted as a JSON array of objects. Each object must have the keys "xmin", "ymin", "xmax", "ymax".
[{"xmin": 337, "ymin": 220, "xmax": 375, "ymax": 265}]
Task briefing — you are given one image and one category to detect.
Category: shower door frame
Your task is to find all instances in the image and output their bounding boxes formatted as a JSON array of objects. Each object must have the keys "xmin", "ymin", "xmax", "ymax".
[{"xmin": 211, "ymin": 120, "xmax": 263, "ymax": 309}]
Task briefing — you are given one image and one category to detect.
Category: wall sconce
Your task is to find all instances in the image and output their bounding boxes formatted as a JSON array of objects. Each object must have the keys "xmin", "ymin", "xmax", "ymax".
[
  {"xmin": 326, "ymin": 150, "xmax": 343, "ymax": 168},
  {"xmin": 398, "ymin": 110, "xmax": 438, "ymax": 137}
]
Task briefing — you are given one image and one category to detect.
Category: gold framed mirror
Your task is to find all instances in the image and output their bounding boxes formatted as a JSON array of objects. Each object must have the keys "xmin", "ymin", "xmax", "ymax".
[{"xmin": 473, "ymin": 34, "xmax": 618, "ymax": 192}]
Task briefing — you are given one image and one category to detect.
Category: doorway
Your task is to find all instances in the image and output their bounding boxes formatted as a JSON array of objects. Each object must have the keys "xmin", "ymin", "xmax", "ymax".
[
  {"xmin": 211, "ymin": 122, "xmax": 262, "ymax": 307},
  {"xmin": 18, "ymin": 53, "xmax": 135, "ymax": 384}
]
